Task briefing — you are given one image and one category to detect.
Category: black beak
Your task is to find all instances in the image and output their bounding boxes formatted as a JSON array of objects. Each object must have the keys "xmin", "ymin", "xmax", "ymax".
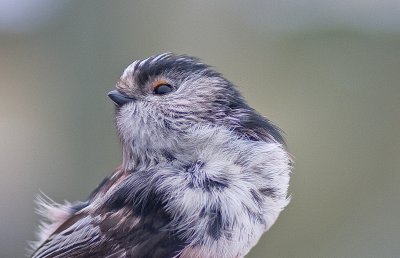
[{"xmin": 107, "ymin": 90, "xmax": 135, "ymax": 107}]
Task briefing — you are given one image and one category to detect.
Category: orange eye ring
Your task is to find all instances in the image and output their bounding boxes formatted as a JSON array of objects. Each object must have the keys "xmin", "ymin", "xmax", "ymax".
[
  {"xmin": 154, "ymin": 84, "xmax": 173, "ymax": 95},
  {"xmin": 152, "ymin": 79, "xmax": 173, "ymax": 95}
]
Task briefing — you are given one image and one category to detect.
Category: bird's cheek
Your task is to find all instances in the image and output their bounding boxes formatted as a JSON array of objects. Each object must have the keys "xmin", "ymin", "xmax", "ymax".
[
  {"xmin": 115, "ymin": 105, "xmax": 135, "ymax": 128},
  {"xmin": 117, "ymin": 102, "xmax": 136, "ymax": 117}
]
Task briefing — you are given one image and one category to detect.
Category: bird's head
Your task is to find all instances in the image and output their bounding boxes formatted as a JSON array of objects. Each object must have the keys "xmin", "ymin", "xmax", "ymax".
[{"xmin": 108, "ymin": 53, "xmax": 284, "ymax": 169}]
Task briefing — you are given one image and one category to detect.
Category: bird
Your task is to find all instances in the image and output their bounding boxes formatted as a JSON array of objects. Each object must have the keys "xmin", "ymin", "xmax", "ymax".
[{"xmin": 30, "ymin": 53, "xmax": 291, "ymax": 258}]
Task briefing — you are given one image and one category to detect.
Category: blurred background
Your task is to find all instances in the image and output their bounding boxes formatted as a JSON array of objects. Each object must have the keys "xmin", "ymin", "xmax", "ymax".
[{"xmin": 1, "ymin": 1, "xmax": 399, "ymax": 257}]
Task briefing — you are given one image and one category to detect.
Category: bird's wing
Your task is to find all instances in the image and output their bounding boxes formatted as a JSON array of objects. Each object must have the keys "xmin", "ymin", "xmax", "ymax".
[
  {"xmin": 31, "ymin": 169, "xmax": 186, "ymax": 258},
  {"xmin": 31, "ymin": 208, "xmax": 184, "ymax": 258},
  {"xmin": 31, "ymin": 212, "xmax": 112, "ymax": 258}
]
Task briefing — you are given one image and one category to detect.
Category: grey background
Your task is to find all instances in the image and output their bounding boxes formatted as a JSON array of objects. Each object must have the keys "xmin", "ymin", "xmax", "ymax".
[{"xmin": 1, "ymin": 1, "xmax": 399, "ymax": 257}]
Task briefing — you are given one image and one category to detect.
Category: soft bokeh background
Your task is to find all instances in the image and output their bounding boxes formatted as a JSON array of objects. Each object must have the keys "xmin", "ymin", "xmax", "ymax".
[{"xmin": 1, "ymin": 1, "xmax": 399, "ymax": 257}]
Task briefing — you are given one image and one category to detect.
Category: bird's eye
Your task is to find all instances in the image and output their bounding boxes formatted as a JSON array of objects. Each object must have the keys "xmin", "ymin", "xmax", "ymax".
[{"xmin": 154, "ymin": 84, "xmax": 173, "ymax": 95}]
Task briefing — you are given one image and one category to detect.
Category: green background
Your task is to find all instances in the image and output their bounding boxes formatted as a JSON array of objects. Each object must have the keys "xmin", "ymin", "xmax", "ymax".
[{"xmin": 1, "ymin": 1, "xmax": 399, "ymax": 257}]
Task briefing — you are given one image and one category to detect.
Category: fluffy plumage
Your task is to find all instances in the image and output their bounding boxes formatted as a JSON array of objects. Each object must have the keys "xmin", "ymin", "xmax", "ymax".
[{"xmin": 30, "ymin": 53, "xmax": 291, "ymax": 258}]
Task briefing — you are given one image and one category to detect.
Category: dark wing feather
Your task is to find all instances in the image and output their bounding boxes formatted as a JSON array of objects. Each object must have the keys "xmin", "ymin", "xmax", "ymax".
[
  {"xmin": 31, "ymin": 169, "xmax": 186, "ymax": 258},
  {"xmin": 31, "ymin": 214, "xmax": 105, "ymax": 258}
]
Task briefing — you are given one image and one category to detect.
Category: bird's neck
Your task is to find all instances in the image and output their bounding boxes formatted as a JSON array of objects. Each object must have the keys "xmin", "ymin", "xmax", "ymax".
[
  {"xmin": 120, "ymin": 125, "xmax": 237, "ymax": 171},
  {"xmin": 121, "ymin": 144, "xmax": 176, "ymax": 171}
]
